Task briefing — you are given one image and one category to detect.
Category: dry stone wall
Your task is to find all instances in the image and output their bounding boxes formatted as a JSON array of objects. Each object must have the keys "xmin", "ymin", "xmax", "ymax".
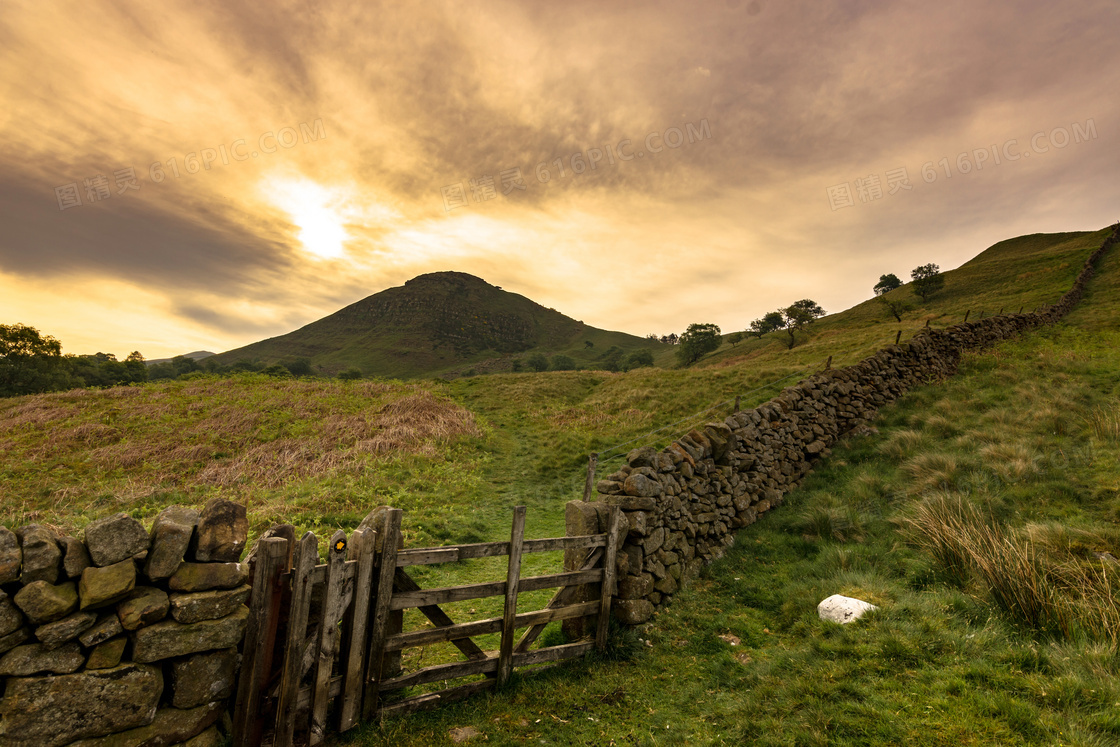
[
  {"xmin": 0, "ymin": 498, "xmax": 250, "ymax": 746},
  {"xmin": 574, "ymin": 227, "xmax": 1119, "ymax": 626}
]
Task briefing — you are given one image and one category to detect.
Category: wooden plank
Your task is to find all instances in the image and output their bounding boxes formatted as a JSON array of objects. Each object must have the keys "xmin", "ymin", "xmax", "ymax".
[
  {"xmin": 389, "ymin": 580, "xmax": 506, "ymax": 610},
  {"xmin": 309, "ymin": 530, "xmax": 349, "ymax": 746},
  {"xmin": 393, "ymin": 568, "xmax": 488, "ymax": 662},
  {"xmin": 395, "ymin": 547, "xmax": 460, "ymax": 567},
  {"xmin": 522, "ymin": 535, "xmax": 606, "ymax": 554},
  {"xmin": 497, "ymin": 506, "xmax": 527, "ymax": 686},
  {"xmin": 514, "ymin": 640, "xmax": 596, "ymax": 667},
  {"xmin": 377, "ymin": 679, "xmax": 495, "ymax": 718},
  {"xmin": 514, "ymin": 547, "xmax": 604, "ymax": 654},
  {"xmin": 297, "ymin": 673, "xmax": 343, "ymax": 711},
  {"xmin": 519, "ymin": 568, "xmax": 603, "ymax": 593},
  {"xmin": 379, "ymin": 654, "xmax": 498, "ymax": 692},
  {"xmin": 385, "ymin": 600, "xmax": 600, "ymax": 652},
  {"xmin": 394, "ymin": 535, "xmax": 606, "ymax": 567},
  {"xmin": 275, "ymin": 532, "xmax": 319, "ymax": 747},
  {"xmin": 231, "ymin": 537, "xmax": 289, "ymax": 747},
  {"xmin": 362, "ymin": 508, "xmax": 402, "ymax": 720},
  {"xmin": 596, "ymin": 506, "xmax": 622, "ymax": 652},
  {"xmin": 338, "ymin": 529, "xmax": 375, "ymax": 732},
  {"xmin": 388, "ymin": 568, "xmax": 602, "ymax": 612}
]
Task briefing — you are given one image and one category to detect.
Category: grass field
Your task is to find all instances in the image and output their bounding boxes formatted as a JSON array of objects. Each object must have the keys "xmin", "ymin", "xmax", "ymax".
[{"xmin": 1, "ymin": 227, "xmax": 1117, "ymax": 745}]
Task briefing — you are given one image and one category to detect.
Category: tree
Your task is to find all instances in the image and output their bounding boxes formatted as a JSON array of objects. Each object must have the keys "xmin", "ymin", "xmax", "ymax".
[
  {"xmin": 550, "ymin": 354, "xmax": 576, "ymax": 371},
  {"xmin": 676, "ymin": 323, "xmax": 722, "ymax": 365},
  {"xmin": 337, "ymin": 367, "xmax": 363, "ymax": 380},
  {"xmin": 584, "ymin": 340, "xmax": 594, "ymax": 348},
  {"xmin": 911, "ymin": 263, "xmax": 945, "ymax": 301},
  {"xmin": 748, "ymin": 311, "xmax": 785, "ymax": 339},
  {"xmin": 727, "ymin": 331, "xmax": 744, "ymax": 347},
  {"xmin": 876, "ymin": 295, "xmax": 913, "ymax": 322},
  {"xmin": 659, "ymin": 333, "xmax": 679, "ymax": 345},
  {"xmin": 781, "ymin": 299, "xmax": 826, "ymax": 349},
  {"xmin": 874, "ymin": 274, "xmax": 902, "ymax": 296},
  {"xmin": 625, "ymin": 349, "xmax": 654, "ymax": 369},
  {"xmin": 598, "ymin": 346, "xmax": 625, "ymax": 372},
  {"xmin": 525, "ymin": 353, "xmax": 549, "ymax": 372},
  {"xmin": 0, "ymin": 324, "xmax": 66, "ymax": 397}
]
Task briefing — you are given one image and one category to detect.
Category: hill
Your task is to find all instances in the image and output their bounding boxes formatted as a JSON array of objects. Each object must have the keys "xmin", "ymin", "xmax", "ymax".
[
  {"xmin": 208, "ymin": 271, "xmax": 662, "ymax": 379},
  {"xmin": 144, "ymin": 350, "xmax": 215, "ymax": 366}
]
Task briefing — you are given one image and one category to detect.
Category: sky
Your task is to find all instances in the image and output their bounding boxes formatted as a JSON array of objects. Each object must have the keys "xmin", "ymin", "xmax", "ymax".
[{"xmin": 1, "ymin": 0, "xmax": 1117, "ymax": 359}]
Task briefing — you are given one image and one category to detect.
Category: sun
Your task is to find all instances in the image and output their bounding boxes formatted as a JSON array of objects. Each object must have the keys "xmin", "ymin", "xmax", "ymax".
[{"xmin": 269, "ymin": 179, "xmax": 351, "ymax": 260}]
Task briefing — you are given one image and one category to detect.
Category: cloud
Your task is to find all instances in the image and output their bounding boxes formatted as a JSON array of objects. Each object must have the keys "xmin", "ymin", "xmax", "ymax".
[{"xmin": 1, "ymin": 0, "xmax": 1118, "ymax": 357}]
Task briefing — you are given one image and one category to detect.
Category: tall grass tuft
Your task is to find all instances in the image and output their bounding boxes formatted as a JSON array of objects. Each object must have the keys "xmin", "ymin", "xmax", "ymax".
[
  {"xmin": 901, "ymin": 494, "xmax": 1120, "ymax": 646},
  {"xmin": 1088, "ymin": 404, "xmax": 1120, "ymax": 441}
]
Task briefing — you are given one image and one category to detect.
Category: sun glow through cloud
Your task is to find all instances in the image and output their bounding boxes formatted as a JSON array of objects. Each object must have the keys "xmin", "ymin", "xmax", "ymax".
[{"xmin": 269, "ymin": 179, "xmax": 351, "ymax": 260}]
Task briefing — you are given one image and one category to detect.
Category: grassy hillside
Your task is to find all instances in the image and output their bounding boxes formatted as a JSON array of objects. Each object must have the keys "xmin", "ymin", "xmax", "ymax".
[
  {"xmin": 690, "ymin": 228, "xmax": 1112, "ymax": 372},
  {"xmin": 208, "ymin": 271, "xmax": 663, "ymax": 379}
]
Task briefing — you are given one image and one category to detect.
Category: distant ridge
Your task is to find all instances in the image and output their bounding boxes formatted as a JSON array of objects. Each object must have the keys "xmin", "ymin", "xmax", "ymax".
[
  {"xmin": 208, "ymin": 271, "xmax": 659, "ymax": 378},
  {"xmin": 145, "ymin": 351, "xmax": 215, "ymax": 366}
]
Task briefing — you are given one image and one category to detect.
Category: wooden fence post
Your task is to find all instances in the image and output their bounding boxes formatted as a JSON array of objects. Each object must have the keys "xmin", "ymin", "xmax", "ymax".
[
  {"xmin": 596, "ymin": 506, "xmax": 622, "ymax": 652},
  {"xmin": 497, "ymin": 507, "xmax": 527, "ymax": 686},
  {"xmin": 309, "ymin": 530, "xmax": 349, "ymax": 745},
  {"xmin": 582, "ymin": 453, "xmax": 598, "ymax": 502},
  {"xmin": 232, "ymin": 537, "xmax": 289, "ymax": 747},
  {"xmin": 276, "ymin": 532, "xmax": 319, "ymax": 747},
  {"xmin": 894, "ymin": 330, "xmax": 902, "ymax": 345},
  {"xmin": 964, "ymin": 310, "xmax": 970, "ymax": 322},
  {"xmin": 338, "ymin": 528, "xmax": 375, "ymax": 732},
  {"xmin": 1019, "ymin": 305, "xmax": 1024, "ymax": 314},
  {"xmin": 734, "ymin": 395, "xmax": 741, "ymax": 413},
  {"xmin": 363, "ymin": 509, "xmax": 402, "ymax": 720},
  {"xmin": 925, "ymin": 319, "xmax": 930, "ymax": 328},
  {"xmin": 825, "ymin": 355, "xmax": 832, "ymax": 370}
]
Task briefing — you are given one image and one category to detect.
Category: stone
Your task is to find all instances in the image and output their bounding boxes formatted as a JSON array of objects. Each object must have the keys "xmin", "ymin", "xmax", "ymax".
[
  {"xmin": 603, "ymin": 494, "xmax": 658, "ymax": 511},
  {"xmin": 169, "ymin": 648, "xmax": 240, "ymax": 708},
  {"xmin": 145, "ymin": 506, "xmax": 199, "ymax": 580},
  {"xmin": 0, "ymin": 525, "xmax": 21, "ymax": 583},
  {"xmin": 0, "ymin": 663, "xmax": 162, "ymax": 746},
  {"xmin": 60, "ymin": 534, "xmax": 93, "ymax": 578},
  {"xmin": 626, "ymin": 445, "xmax": 660, "ymax": 468},
  {"xmin": 817, "ymin": 594, "xmax": 878, "ymax": 624},
  {"xmin": 131, "ymin": 606, "xmax": 248, "ymax": 662},
  {"xmin": 118, "ymin": 586, "xmax": 170, "ymax": 630},
  {"xmin": 16, "ymin": 523, "xmax": 61, "ymax": 584},
  {"xmin": 617, "ymin": 573, "xmax": 654, "ymax": 600},
  {"xmin": 169, "ymin": 585, "xmax": 250, "ymax": 624},
  {"xmin": 449, "ymin": 725, "xmax": 484, "ymax": 743},
  {"xmin": 243, "ymin": 523, "xmax": 296, "ymax": 569},
  {"xmin": 193, "ymin": 498, "xmax": 248, "ymax": 562},
  {"xmin": 80, "ymin": 559, "xmax": 137, "ymax": 609},
  {"xmin": 181, "ymin": 725, "xmax": 224, "ymax": 747},
  {"xmin": 14, "ymin": 580, "xmax": 78, "ymax": 624},
  {"xmin": 80, "ymin": 613, "xmax": 125, "ymax": 647},
  {"xmin": 623, "ymin": 473, "xmax": 663, "ymax": 498},
  {"xmin": 84, "ymin": 512, "xmax": 150, "ymax": 567},
  {"xmin": 613, "ymin": 599, "xmax": 654, "ymax": 625},
  {"xmin": 595, "ymin": 479, "xmax": 624, "ymax": 494},
  {"xmin": 68, "ymin": 702, "xmax": 222, "ymax": 747},
  {"xmin": 0, "ymin": 590, "xmax": 24, "ymax": 636},
  {"xmin": 86, "ymin": 636, "xmax": 127, "ymax": 669},
  {"xmin": 168, "ymin": 562, "xmax": 248, "ymax": 592},
  {"xmin": 0, "ymin": 642, "xmax": 85, "ymax": 675},
  {"xmin": 0, "ymin": 627, "xmax": 30, "ymax": 654},
  {"xmin": 35, "ymin": 610, "xmax": 97, "ymax": 648}
]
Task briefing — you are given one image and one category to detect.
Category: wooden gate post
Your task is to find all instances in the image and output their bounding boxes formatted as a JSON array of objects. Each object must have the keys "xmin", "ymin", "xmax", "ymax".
[
  {"xmin": 498, "ymin": 506, "xmax": 527, "ymax": 686},
  {"xmin": 582, "ymin": 453, "xmax": 599, "ymax": 502},
  {"xmin": 276, "ymin": 533, "xmax": 320, "ymax": 747},
  {"xmin": 596, "ymin": 506, "xmax": 622, "ymax": 652},
  {"xmin": 363, "ymin": 509, "xmax": 403, "ymax": 720},
  {"xmin": 309, "ymin": 530, "xmax": 349, "ymax": 745},
  {"xmin": 232, "ymin": 537, "xmax": 289, "ymax": 747},
  {"xmin": 338, "ymin": 528, "xmax": 376, "ymax": 732}
]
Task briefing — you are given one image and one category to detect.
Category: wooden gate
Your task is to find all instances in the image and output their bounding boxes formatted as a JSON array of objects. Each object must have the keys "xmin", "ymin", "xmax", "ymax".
[{"xmin": 231, "ymin": 505, "xmax": 621, "ymax": 746}]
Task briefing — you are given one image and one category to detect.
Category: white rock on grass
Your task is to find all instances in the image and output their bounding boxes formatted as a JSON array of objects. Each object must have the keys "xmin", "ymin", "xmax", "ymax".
[{"xmin": 817, "ymin": 594, "xmax": 878, "ymax": 624}]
